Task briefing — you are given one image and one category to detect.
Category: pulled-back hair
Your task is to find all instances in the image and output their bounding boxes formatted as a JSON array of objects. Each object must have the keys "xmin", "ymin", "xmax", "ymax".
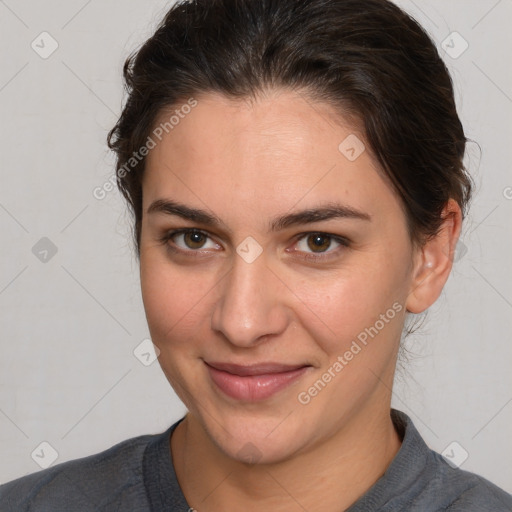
[{"xmin": 107, "ymin": 0, "xmax": 472, "ymax": 256}]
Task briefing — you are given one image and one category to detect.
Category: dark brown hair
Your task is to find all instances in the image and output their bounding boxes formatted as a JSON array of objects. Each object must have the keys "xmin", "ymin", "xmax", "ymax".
[{"xmin": 107, "ymin": 0, "xmax": 472, "ymax": 257}]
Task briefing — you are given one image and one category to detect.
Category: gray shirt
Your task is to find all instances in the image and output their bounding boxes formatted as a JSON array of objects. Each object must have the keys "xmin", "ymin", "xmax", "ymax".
[{"xmin": 1, "ymin": 409, "xmax": 511, "ymax": 511}]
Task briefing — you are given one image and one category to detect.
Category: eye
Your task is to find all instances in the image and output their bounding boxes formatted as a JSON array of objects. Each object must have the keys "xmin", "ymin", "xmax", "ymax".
[
  {"xmin": 159, "ymin": 229, "xmax": 349, "ymax": 261},
  {"xmin": 160, "ymin": 229, "xmax": 220, "ymax": 253},
  {"xmin": 292, "ymin": 232, "xmax": 349, "ymax": 259}
]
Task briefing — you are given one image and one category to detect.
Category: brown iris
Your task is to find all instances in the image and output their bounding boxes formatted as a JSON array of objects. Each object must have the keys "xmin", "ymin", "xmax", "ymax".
[
  {"xmin": 307, "ymin": 234, "xmax": 331, "ymax": 253},
  {"xmin": 183, "ymin": 231, "xmax": 207, "ymax": 249}
]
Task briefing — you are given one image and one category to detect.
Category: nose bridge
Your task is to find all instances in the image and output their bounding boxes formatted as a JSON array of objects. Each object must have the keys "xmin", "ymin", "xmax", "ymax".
[{"xmin": 211, "ymin": 251, "xmax": 287, "ymax": 346}]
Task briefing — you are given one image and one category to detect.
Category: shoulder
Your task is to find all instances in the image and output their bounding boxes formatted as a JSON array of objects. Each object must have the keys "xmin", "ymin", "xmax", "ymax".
[
  {"xmin": 0, "ymin": 431, "xmax": 163, "ymax": 512},
  {"xmin": 371, "ymin": 410, "xmax": 512, "ymax": 512},
  {"xmin": 424, "ymin": 450, "xmax": 512, "ymax": 511}
]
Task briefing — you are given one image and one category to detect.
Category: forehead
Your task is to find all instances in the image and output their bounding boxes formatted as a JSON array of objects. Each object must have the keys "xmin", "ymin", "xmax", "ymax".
[
  {"xmin": 142, "ymin": 89, "xmax": 400, "ymax": 224},
  {"xmin": 147, "ymin": 89, "xmax": 362, "ymax": 168}
]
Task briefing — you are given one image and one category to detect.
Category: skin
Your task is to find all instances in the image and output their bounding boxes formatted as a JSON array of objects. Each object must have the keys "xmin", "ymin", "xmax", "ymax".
[{"xmin": 139, "ymin": 88, "xmax": 462, "ymax": 511}]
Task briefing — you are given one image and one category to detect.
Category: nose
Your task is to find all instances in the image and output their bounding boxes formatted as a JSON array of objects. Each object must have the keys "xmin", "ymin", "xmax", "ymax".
[{"xmin": 211, "ymin": 249, "xmax": 289, "ymax": 348}]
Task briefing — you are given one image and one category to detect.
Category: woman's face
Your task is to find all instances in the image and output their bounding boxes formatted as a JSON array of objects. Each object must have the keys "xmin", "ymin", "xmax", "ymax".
[{"xmin": 139, "ymin": 89, "xmax": 419, "ymax": 463}]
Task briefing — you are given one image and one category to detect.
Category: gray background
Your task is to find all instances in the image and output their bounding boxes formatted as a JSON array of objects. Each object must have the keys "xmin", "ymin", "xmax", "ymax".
[{"xmin": 1, "ymin": 0, "xmax": 511, "ymax": 493}]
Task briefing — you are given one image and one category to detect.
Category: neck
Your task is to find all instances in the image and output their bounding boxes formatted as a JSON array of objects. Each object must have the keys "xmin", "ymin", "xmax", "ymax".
[{"xmin": 171, "ymin": 400, "xmax": 402, "ymax": 512}]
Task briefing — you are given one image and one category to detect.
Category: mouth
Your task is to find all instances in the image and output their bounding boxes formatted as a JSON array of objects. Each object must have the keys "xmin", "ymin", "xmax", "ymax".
[{"xmin": 204, "ymin": 361, "xmax": 312, "ymax": 401}]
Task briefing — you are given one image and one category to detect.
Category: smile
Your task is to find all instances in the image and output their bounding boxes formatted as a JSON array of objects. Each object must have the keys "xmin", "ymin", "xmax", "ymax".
[{"xmin": 205, "ymin": 361, "xmax": 311, "ymax": 401}]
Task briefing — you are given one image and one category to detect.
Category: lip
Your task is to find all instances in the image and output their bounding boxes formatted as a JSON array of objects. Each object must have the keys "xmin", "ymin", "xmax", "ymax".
[{"xmin": 205, "ymin": 361, "xmax": 311, "ymax": 401}]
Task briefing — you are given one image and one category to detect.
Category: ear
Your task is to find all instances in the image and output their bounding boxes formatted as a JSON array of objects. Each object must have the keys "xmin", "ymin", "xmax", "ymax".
[{"xmin": 405, "ymin": 199, "xmax": 462, "ymax": 314}]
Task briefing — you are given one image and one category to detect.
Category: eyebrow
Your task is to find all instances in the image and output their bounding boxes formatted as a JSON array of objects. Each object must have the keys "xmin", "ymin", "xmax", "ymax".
[{"xmin": 146, "ymin": 198, "xmax": 371, "ymax": 232}]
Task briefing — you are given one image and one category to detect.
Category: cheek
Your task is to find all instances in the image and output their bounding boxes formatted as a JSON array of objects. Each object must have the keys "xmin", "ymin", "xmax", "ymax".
[
  {"xmin": 140, "ymin": 256, "xmax": 216, "ymax": 405},
  {"xmin": 287, "ymin": 252, "xmax": 410, "ymax": 357},
  {"xmin": 140, "ymin": 251, "xmax": 214, "ymax": 353}
]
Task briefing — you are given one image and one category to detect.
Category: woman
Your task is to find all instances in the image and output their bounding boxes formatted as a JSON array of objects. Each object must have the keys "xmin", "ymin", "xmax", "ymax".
[{"xmin": 1, "ymin": 0, "xmax": 511, "ymax": 510}]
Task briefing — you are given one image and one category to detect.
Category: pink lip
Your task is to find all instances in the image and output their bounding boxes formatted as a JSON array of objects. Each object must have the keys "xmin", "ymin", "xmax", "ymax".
[{"xmin": 205, "ymin": 361, "xmax": 310, "ymax": 401}]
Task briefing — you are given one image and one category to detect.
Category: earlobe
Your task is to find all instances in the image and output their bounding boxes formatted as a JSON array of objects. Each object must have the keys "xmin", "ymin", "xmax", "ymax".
[{"xmin": 405, "ymin": 199, "xmax": 462, "ymax": 314}]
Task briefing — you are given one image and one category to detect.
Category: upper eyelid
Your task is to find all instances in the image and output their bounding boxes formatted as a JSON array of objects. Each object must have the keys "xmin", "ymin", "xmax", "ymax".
[
  {"xmin": 165, "ymin": 228, "xmax": 220, "ymax": 247},
  {"xmin": 293, "ymin": 230, "xmax": 350, "ymax": 244}
]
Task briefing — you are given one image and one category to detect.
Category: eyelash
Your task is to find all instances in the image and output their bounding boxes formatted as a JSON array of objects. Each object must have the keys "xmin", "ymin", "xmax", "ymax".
[{"xmin": 157, "ymin": 228, "xmax": 350, "ymax": 262}]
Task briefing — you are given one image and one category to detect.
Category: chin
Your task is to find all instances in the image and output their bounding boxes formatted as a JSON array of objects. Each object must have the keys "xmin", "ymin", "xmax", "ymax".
[{"xmin": 200, "ymin": 408, "xmax": 310, "ymax": 465}]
